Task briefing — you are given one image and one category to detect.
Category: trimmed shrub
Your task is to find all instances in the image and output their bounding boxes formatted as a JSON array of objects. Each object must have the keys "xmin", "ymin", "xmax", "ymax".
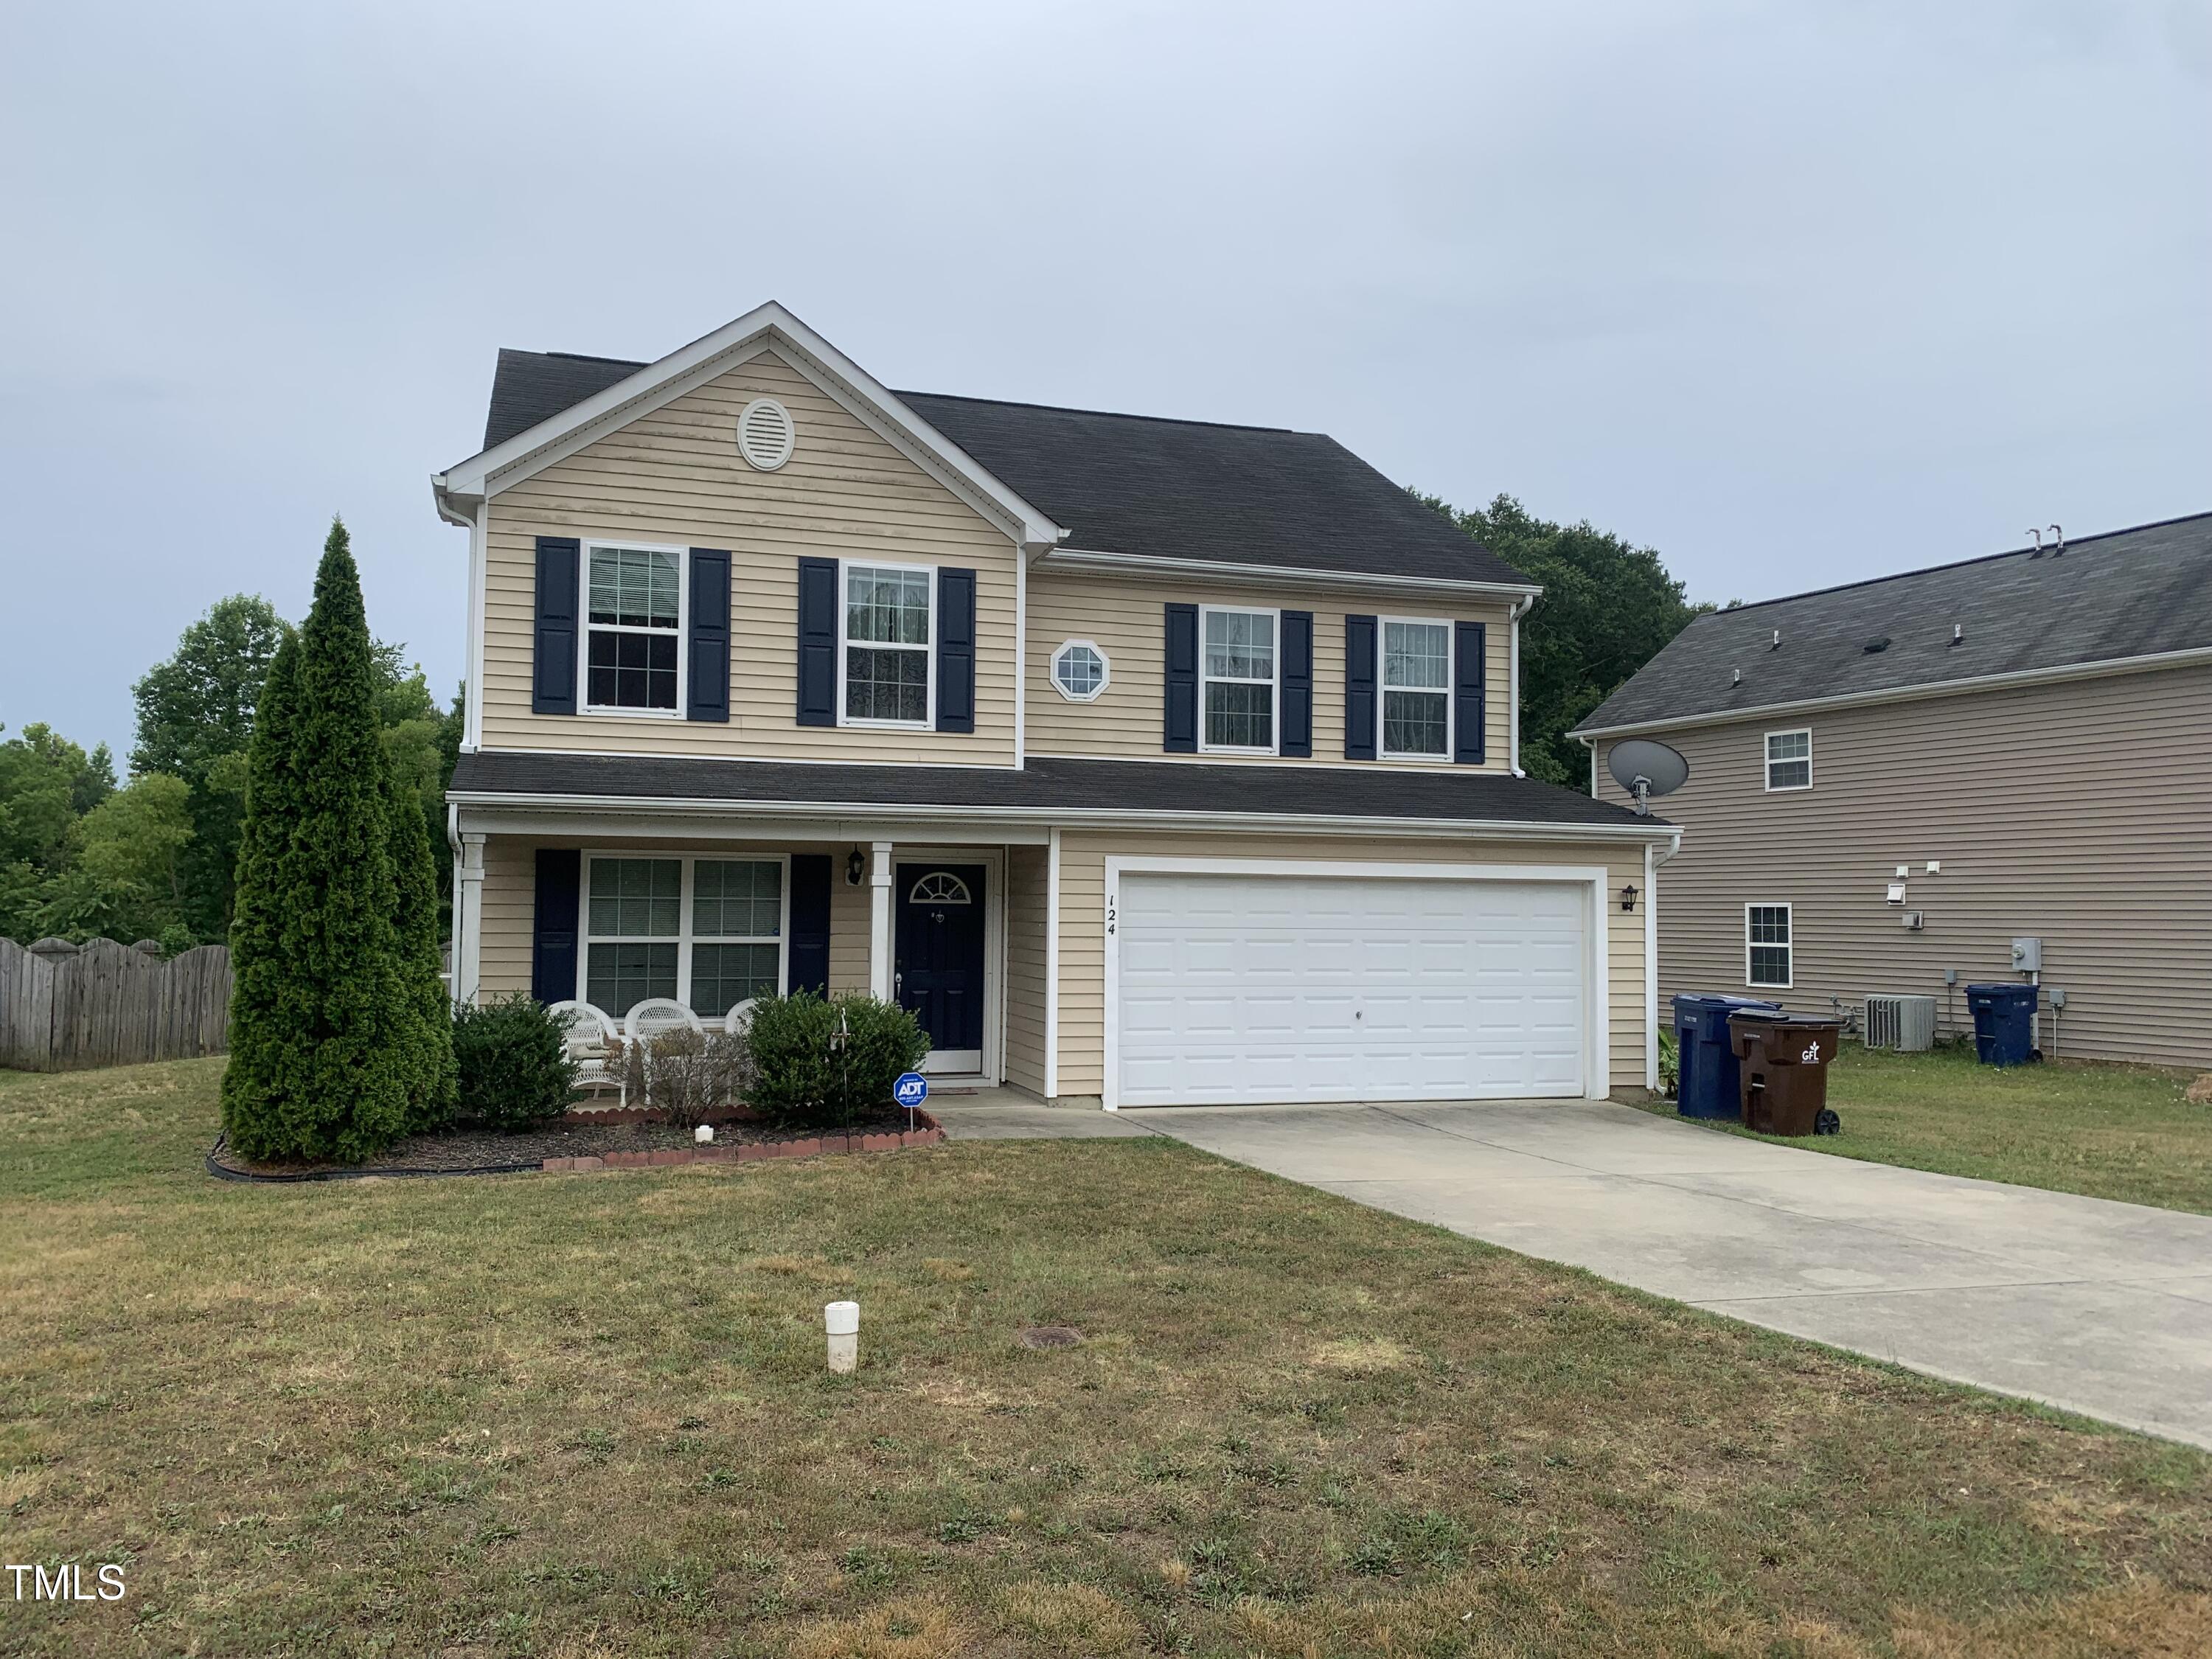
[
  {"xmin": 453, "ymin": 995, "xmax": 580, "ymax": 1130},
  {"xmin": 744, "ymin": 991, "xmax": 929, "ymax": 1130},
  {"xmin": 623, "ymin": 1028, "xmax": 751, "ymax": 1130}
]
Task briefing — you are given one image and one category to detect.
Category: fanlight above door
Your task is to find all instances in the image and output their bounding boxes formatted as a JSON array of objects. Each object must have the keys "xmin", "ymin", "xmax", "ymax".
[{"xmin": 908, "ymin": 872, "xmax": 973, "ymax": 905}]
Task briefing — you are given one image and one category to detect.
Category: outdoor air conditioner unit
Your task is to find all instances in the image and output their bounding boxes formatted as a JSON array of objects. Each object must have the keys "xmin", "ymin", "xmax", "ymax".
[{"xmin": 1865, "ymin": 994, "xmax": 1937, "ymax": 1052}]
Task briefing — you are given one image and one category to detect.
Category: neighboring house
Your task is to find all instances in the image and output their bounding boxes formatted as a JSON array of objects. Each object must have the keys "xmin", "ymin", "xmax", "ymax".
[
  {"xmin": 1573, "ymin": 512, "xmax": 2212, "ymax": 1067},
  {"xmin": 435, "ymin": 302, "xmax": 1676, "ymax": 1107}
]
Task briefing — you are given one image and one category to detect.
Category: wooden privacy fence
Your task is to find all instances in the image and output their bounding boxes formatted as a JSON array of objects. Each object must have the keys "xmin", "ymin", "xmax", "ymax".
[{"xmin": 0, "ymin": 936, "xmax": 232, "ymax": 1072}]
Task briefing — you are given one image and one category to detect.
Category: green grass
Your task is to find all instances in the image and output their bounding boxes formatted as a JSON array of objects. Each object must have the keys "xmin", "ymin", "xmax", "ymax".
[
  {"xmin": 4, "ymin": 1059, "xmax": 2211, "ymax": 1656},
  {"xmin": 1645, "ymin": 1042, "xmax": 2212, "ymax": 1214}
]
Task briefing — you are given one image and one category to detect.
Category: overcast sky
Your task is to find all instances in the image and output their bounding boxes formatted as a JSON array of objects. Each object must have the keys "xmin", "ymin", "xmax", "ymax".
[{"xmin": 4, "ymin": 1, "xmax": 2205, "ymax": 761}]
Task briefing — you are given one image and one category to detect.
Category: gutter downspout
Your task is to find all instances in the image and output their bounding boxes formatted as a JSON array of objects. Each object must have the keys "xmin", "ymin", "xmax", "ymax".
[
  {"xmin": 1644, "ymin": 829, "xmax": 1681, "ymax": 1092},
  {"xmin": 1509, "ymin": 594, "xmax": 1534, "ymax": 776}
]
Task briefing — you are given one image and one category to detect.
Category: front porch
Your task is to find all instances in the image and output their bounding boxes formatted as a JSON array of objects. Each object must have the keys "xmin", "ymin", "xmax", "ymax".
[{"xmin": 451, "ymin": 828, "xmax": 1051, "ymax": 1094}]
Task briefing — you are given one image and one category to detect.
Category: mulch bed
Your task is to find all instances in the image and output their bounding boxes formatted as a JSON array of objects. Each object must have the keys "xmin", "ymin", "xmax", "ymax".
[{"xmin": 208, "ymin": 1107, "xmax": 939, "ymax": 1183}]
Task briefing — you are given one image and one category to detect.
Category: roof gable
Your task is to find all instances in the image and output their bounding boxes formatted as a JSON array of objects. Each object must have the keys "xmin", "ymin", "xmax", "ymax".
[
  {"xmin": 434, "ymin": 302, "xmax": 1062, "ymax": 547},
  {"xmin": 1575, "ymin": 511, "xmax": 2212, "ymax": 734}
]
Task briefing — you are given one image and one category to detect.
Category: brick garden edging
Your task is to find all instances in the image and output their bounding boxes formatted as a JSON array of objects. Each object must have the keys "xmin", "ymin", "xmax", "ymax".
[{"xmin": 540, "ymin": 1113, "xmax": 944, "ymax": 1173}]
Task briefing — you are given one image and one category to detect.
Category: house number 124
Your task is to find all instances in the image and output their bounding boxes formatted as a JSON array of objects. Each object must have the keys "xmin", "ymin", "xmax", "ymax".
[{"xmin": 1105, "ymin": 893, "xmax": 1116, "ymax": 936}]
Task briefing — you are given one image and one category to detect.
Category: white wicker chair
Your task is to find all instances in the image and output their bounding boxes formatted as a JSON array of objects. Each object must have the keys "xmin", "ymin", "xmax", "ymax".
[
  {"xmin": 546, "ymin": 1000, "xmax": 623, "ymax": 1110},
  {"xmin": 722, "ymin": 998, "xmax": 759, "ymax": 1040},
  {"xmin": 624, "ymin": 998, "xmax": 703, "ymax": 1043}
]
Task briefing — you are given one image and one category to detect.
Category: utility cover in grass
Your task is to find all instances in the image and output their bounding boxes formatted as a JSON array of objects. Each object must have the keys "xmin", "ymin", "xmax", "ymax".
[{"xmin": 1017, "ymin": 1325, "xmax": 1083, "ymax": 1349}]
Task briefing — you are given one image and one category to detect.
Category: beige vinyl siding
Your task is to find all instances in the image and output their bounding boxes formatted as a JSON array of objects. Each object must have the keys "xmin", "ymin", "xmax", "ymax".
[
  {"xmin": 1051, "ymin": 830, "xmax": 1648, "ymax": 1097},
  {"xmin": 1594, "ymin": 662, "xmax": 2212, "ymax": 1066},
  {"xmin": 1026, "ymin": 571, "xmax": 1514, "ymax": 771},
  {"xmin": 479, "ymin": 837, "xmax": 537, "ymax": 999},
  {"xmin": 1003, "ymin": 844, "xmax": 1048, "ymax": 1094},
  {"xmin": 480, "ymin": 349, "xmax": 1018, "ymax": 764}
]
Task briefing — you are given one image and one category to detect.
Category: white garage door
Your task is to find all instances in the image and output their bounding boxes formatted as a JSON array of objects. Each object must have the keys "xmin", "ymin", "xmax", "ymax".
[{"xmin": 1113, "ymin": 872, "xmax": 1587, "ymax": 1107}]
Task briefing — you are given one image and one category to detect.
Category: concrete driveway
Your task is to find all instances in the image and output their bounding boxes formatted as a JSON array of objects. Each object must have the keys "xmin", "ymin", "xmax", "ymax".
[{"xmin": 1116, "ymin": 1097, "xmax": 2212, "ymax": 1450}]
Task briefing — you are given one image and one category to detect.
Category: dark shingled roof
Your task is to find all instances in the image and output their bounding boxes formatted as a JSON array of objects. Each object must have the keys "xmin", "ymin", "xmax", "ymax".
[
  {"xmin": 1575, "ymin": 512, "xmax": 2212, "ymax": 734},
  {"xmin": 476, "ymin": 348, "xmax": 1530, "ymax": 588},
  {"xmin": 449, "ymin": 751, "xmax": 1658, "ymax": 830}
]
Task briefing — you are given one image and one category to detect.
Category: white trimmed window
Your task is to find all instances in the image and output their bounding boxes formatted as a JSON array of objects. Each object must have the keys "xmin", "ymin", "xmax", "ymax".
[
  {"xmin": 1380, "ymin": 617, "xmax": 1451, "ymax": 757},
  {"xmin": 1200, "ymin": 606, "xmax": 1277, "ymax": 752},
  {"xmin": 585, "ymin": 543, "xmax": 685, "ymax": 713},
  {"xmin": 582, "ymin": 855, "xmax": 787, "ymax": 1019},
  {"xmin": 842, "ymin": 563, "xmax": 932, "ymax": 725},
  {"xmin": 1051, "ymin": 639, "xmax": 1109, "ymax": 702},
  {"xmin": 1765, "ymin": 728, "xmax": 1812, "ymax": 791},
  {"xmin": 1746, "ymin": 904, "xmax": 1792, "ymax": 988}
]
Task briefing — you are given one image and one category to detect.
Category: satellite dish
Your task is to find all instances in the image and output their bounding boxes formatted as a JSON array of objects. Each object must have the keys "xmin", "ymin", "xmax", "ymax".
[{"xmin": 1607, "ymin": 739, "xmax": 1689, "ymax": 816}]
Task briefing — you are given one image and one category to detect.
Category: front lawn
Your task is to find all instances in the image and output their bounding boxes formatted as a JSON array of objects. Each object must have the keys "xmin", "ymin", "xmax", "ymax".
[
  {"xmin": 4, "ymin": 1060, "xmax": 2210, "ymax": 1656},
  {"xmin": 1651, "ymin": 1042, "xmax": 2212, "ymax": 1215}
]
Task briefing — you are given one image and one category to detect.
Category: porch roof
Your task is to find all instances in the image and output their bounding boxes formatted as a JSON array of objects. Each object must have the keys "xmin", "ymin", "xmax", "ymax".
[{"xmin": 448, "ymin": 751, "xmax": 1665, "ymax": 834}]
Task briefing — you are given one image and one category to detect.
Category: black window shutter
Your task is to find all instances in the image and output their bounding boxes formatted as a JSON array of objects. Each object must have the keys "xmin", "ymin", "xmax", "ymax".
[
  {"xmin": 787, "ymin": 854, "xmax": 831, "ymax": 995},
  {"xmin": 532, "ymin": 537, "xmax": 580, "ymax": 715},
  {"xmin": 1164, "ymin": 603, "xmax": 1198, "ymax": 753},
  {"xmin": 1454, "ymin": 620, "xmax": 1487, "ymax": 765},
  {"xmin": 1280, "ymin": 609, "xmax": 1314, "ymax": 758},
  {"xmin": 531, "ymin": 849, "xmax": 581, "ymax": 1004},
  {"xmin": 935, "ymin": 567, "xmax": 976, "ymax": 733},
  {"xmin": 686, "ymin": 548, "xmax": 731, "ymax": 723},
  {"xmin": 1343, "ymin": 613, "xmax": 1377, "ymax": 759},
  {"xmin": 796, "ymin": 557, "xmax": 838, "ymax": 727}
]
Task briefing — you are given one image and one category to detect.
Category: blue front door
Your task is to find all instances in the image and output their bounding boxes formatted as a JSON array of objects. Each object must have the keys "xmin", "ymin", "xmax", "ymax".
[{"xmin": 895, "ymin": 863, "xmax": 987, "ymax": 1071}]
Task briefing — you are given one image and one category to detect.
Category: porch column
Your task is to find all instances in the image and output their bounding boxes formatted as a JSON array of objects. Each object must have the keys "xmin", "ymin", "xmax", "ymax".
[
  {"xmin": 868, "ymin": 839, "xmax": 894, "ymax": 1001},
  {"xmin": 454, "ymin": 832, "xmax": 486, "ymax": 1007}
]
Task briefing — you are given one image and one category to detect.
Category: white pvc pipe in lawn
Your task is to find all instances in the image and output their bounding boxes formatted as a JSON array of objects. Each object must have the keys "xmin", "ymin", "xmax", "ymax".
[{"xmin": 824, "ymin": 1301, "xmax": 859, "ymax": 1374}]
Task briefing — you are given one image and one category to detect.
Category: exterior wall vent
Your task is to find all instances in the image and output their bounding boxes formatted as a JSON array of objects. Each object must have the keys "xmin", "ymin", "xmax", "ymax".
[
  {"xmin": 737, "ymin": 398, "xmax": 796, "ymax": 471},
  {"xmin": 1865, "ymin": 994, "xmax": 1936, "ymax": 1051}
]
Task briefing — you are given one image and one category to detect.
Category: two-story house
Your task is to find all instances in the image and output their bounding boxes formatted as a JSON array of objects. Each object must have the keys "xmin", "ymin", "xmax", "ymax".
[
  {"xmin": 434, "ymin": 303, "xmax": 1676, "ymax": 1108},
  {"xmin": 1573, "ymin": 511, "xmax": 2212, "ymax": 1068}
]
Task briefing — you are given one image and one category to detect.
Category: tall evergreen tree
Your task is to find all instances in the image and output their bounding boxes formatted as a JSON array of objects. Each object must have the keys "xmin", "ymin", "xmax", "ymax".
[
  {"xmin": 386, "ymin": 755, "xmax": 458, "ymax": 1133},
  {"xmin": 220, "ymin": 633, "xmax": 302, "ymax": 1153},
  {"xmin": 224, "ymin": 521, "xmax": 410, "ymax": 1161}
]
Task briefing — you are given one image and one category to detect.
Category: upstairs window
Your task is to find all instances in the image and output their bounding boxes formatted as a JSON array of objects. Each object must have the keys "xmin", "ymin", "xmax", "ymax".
[
  {"xmin": 1746, "ymin": 903, "xmax": 1792, "ymax": 988},
  {"xmin": 1765, "ymin": 728, "xmax": 1812, "ymax": 791},
  {"xmin": 1200, "ymin": 606, "xmax": 1276, "ymax": 752},
  {"xmin": 1380, "ymin": 618, "xmax": 1451, "ymax": 757},
  {"xmin": 843, "ymin": 563, "xmax": 931, "ymax": 725},
  {"xmin": 586, "ymin": 544, "xmax": 684, "ymax": 712}
]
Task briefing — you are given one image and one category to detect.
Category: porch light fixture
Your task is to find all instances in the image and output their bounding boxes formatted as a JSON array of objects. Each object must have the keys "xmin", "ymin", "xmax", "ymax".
[
  {"xmin": 1620, "ymin": 883, "xmax": 1639, "ymax": 913},
  {"xmin": 846, "ymin": 848, "xmax": 866, "ymax": 886}
]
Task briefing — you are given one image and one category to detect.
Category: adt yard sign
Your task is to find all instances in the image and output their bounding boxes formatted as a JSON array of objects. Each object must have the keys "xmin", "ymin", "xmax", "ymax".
[{"xmin": 893, "ymin": 1072, "xmax": 929, "ymax": 1109}]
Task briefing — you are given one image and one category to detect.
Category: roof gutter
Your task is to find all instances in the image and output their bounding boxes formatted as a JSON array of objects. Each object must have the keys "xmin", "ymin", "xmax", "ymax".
[
  {"xmin": 445, "ymin": 787, "xmax": 1677, "ymax": 845},
  {"xmin": 1040, "ymin": 546, "xmax": 1542, "ymax": 604},
  {"xmin": 1572, "ymin": 642, "xmax": 2212, "ymax": 740}
]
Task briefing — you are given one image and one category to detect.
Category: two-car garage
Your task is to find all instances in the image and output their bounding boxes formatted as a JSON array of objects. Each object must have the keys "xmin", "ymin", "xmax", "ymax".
[{"xmin": 1107, "ymin": 863, "xmax": 1602, "ymax": 1108}]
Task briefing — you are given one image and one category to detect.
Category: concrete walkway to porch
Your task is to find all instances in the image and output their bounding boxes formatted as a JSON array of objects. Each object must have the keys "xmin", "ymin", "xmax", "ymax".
[
  {"xmin": 1106, "ymin": 1096, "xmax": 2212, "ymax": 1451},
  {"xmin": 925, "ymin": 1086, "xmax": 1158, "ymax": 1141}
]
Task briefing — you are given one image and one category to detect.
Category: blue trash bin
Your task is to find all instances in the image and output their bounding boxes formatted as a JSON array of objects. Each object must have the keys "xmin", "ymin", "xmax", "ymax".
[
  {"xmin": 1966, "ymin": 983, "xmax": 2039, "ymax": 1066},
  {"xmin": 1672, "ymin": 992, "xmax": 1781, "ymax": 1118}
]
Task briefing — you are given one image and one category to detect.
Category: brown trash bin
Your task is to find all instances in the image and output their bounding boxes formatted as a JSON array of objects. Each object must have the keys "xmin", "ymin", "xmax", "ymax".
[{"xmin": 1725, "ymin": 1012, "xmax": 1843, "ymax": 1136}]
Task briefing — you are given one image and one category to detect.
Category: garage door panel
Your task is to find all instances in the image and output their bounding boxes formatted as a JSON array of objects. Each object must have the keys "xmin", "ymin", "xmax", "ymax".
[{"xmin": 1115, "ymin": 873, "xmax": 1588, "ymax": 1107}]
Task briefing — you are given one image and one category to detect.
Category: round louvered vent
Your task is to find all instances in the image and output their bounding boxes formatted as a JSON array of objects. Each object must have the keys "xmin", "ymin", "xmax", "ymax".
[{"xmin": 736, "ymin": 398, "xmax": 796, "ymax": 470}]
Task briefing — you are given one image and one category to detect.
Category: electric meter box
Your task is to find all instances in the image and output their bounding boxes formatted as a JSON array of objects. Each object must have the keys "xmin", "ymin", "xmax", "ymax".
[{"xmin": 2010, "ymin": 936, "xmax": 2042, "ymax": 973}]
